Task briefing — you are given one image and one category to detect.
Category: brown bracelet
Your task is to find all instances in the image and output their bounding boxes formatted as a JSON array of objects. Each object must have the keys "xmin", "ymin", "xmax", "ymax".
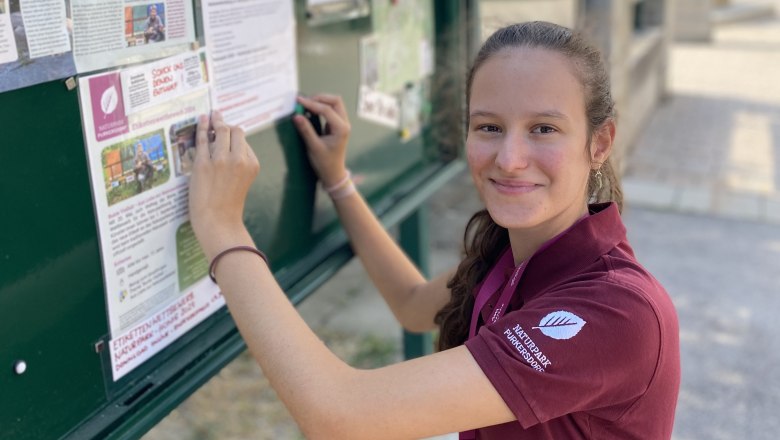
[{"xmin": 209, "ymin": 245, "xmax": 269, "ymax": 283}]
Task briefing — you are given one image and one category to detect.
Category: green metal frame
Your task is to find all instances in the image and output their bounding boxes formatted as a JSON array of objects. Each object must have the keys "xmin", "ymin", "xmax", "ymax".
[
  {"xmin": 400, "ymin": 206, "xmax": 434, "ymax": 359},
  {"xmin": 0, "ymin": 1, "xmax": 480, "ymax": 439}
]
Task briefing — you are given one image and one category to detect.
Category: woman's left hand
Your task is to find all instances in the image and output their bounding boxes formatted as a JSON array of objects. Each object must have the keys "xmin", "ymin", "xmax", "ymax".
[{"xmin": 188, "ymin": 111, "xmax": 259, "ymax": 259}]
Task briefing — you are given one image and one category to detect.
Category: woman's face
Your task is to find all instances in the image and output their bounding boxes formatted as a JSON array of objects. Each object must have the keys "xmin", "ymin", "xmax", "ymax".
[{"xmin": 466, "ymin": 47, "xmax": 594, "ymax": 232}]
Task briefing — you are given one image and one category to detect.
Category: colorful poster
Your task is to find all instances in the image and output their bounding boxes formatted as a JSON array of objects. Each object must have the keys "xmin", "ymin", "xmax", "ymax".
[
  {"xmin": 202, "ymin": 0, "xmax": 298, "ymax": 132},
  {"xmin": 78, "ymin": 49, "xmax": 221, "ymax": 381}
]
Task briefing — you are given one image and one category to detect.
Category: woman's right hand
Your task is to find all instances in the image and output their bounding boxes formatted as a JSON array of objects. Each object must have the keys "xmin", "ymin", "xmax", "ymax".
[{"xmin": 293, "ymin": 94, "xmax": 351, "ymax": 187}]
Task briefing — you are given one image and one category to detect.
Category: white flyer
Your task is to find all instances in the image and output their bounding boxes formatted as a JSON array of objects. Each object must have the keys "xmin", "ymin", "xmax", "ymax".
[
  {"xmin": 202, "ymin": 0, "xmax": 298, "ymax": 132},
  {"xmin": 71, "ymin": 0, "xmax": 196, "ymax": 73},
  {"xmin": 18, "ymin": 0, "xmax": 70, "ymax": 59},
  {"xmin": 78, "ymin": 48, "xmax": 222, "ymax": 381},
  {"xmin": 0, "ymin": 0, "xmax": 16, "ymax": 64}
]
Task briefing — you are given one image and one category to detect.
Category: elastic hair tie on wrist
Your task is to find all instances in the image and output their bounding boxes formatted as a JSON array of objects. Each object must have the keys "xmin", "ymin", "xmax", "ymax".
[
  {"xmin": 323, "ymin": 170, "xmax": 351, "ymax": 194},
  {"xmin": 323, "ymin": 169, "xmax": 357, "ymax": 200},
  {"xmin": 330, "ymin": 180, "xmax": 357, "ymax": 200},
  {"xmin": 209, "ymin": 245, "xmax": 269, "ymax": 283}
]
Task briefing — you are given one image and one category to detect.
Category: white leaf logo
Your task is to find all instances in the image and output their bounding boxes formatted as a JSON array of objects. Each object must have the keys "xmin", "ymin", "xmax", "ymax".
[
  {"xmin": 533, "ymin": 311, "xmax": 586, "ymax": 340},
  {"xmin": 101, "ymin": 85, "xmax": 118, "ymax": 116}
]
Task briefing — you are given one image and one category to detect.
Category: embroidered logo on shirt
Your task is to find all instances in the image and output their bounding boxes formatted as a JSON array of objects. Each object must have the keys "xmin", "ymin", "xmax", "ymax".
[{"xmin": 533, "ymin": 311, "xmax": 586, "ymax": 340}]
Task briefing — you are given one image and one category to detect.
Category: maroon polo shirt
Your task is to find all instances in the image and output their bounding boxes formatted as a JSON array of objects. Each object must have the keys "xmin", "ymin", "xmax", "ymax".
[{"xmin": 464, "ymin": 202, "xmax": 680, "ymax": 439}]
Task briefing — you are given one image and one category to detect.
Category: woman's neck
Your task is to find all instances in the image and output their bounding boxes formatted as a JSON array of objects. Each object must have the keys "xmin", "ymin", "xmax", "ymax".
[{"xmin": 507, "ymin": 204, "xmax": 589, "ymax": 265}]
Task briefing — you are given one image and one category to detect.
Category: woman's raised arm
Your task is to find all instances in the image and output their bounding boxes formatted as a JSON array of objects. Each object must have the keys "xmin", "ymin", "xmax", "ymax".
[
  {"xmin": 188, "ymin": 111, "xmax": 514, "ymax": 439},
  {"xmin": 293, "ymin": 94, "xmax": 453, "ymax": 332}
]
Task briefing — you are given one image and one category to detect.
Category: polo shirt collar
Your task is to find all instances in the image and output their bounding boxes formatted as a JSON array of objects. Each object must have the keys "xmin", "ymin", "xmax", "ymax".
[{"xmin": 517, "ymin": 202, "xmax": 627, "ymax": 302}]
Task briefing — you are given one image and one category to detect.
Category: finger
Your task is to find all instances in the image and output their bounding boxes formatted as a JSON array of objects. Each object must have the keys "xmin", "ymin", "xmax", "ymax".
[
  {"xmin": 195, "ymin": 114, "xmax": 210, "ymax": 162},
  {"xmin": 293, "ymin": 114, "xmax": 324, "ymax": 150},
  {"xmin": 311, "ymin": 94, "xmax": 348, "ymax": 120},
  {"xmin": 210, "ymin": 110, "xmax": 230, "ymax": 158},
  {"xmin": 297, "ymin": 96, "xmax": 346, "ymax": 132},
  {"xmin": 230, "ymin": 126, "xmax": 246, "ymax": 157}
]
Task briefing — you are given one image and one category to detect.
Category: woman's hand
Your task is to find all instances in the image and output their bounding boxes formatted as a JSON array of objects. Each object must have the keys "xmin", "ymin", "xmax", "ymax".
[
  {"xmin": 188, "ymin": 111, "xmax": 259, "ymax": 259},
  {"xmin": 293, "ymin": 94, "xmax": 351, "ymax": 187}
]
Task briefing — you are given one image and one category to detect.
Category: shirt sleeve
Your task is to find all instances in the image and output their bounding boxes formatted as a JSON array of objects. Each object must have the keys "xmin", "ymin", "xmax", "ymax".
[{"xmin": 464, "ymin": 277, "xmax": 662, "ymax": 428}]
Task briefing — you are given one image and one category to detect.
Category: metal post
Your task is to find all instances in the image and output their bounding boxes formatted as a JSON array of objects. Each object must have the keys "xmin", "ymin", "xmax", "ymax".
[{"xmin": 399, "ymin": 205, "xmax": 434, "ymax": 359}]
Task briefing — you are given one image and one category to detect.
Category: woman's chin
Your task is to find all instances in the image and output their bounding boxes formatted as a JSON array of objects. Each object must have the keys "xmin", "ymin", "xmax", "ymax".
[{"xmin": 486, "ymin": 207, "xmax": 543, "ymax": 230}]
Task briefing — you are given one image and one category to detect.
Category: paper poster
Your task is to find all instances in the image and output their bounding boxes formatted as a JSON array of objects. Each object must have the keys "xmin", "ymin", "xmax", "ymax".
[
  {"xmin": 0, "ymin": 0, "xmax": 16, "ymax": 64},
  {"xmin": 0, "ymin": 0, "xmax": 77, "ymax": 93},
  {"xmin": 357, "ymin": 84, "xmax": 399, "ymax": 129},
  {"xmin": 202, "ymin": 0, "xmax": 298, "ymax": 132},
  {"xmin": 71, "ymin": 0, "xmax": 196, "ymax": 73},
  {"xmin": 78, "ymin": 48, "xmax": 222, "ymax": 381},
  {"xmin": 357, "ymin": 35, "xmax": 398, "ymax": 129},
  {"xmin": 369, "ymin": 0, "xmax": 434, "ymax": 94},
  {"xmin": 356, "ymin": 1, "xmax": 433, "ymax": 131},
  {"xmin": 0, "ymin": 0, "xmax": 196, "ymax": 94}
]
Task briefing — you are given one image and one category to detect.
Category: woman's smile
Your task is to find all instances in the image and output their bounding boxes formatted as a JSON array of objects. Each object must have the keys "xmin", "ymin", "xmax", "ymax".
[{"xmin": 489, "ymin": 178, "xmax": 542, "ymax": 195}]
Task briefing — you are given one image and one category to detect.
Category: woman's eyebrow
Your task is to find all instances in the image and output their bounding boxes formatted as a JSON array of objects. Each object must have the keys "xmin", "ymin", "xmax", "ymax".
[
  {"xmin": 532, "ymin": 110, "xmax": 569, "ymax": 121},
  {"xmin": 469, "ymin": 110, "xmax": 569, "ymax": 121},
  {"xmin": 469, "ymin": 110, "xmax": 498, "ymax": 119}
]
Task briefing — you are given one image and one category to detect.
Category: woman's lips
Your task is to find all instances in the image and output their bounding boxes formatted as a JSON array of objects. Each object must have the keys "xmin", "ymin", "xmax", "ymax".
[{"xmin": 490, "ymin": 178, "xmax": 541, "ymax": 194}]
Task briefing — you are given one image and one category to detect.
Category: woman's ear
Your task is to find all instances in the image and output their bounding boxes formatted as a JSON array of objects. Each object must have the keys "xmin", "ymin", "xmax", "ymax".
[{"xmin": 590, "ymin": 119, "xmax": 616, "ymax": 167}]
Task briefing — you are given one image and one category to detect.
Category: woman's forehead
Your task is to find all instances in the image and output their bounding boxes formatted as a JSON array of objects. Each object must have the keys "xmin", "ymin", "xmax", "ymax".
[{"xmin": 470, "ymin": 47, "xmax": 585, "ymax": 116}]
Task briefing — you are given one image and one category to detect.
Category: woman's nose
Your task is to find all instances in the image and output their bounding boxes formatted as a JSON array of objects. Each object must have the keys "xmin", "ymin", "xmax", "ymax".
[{"xmin": 495, "ymin": 132, "xmax": 530, "ymax": 171}]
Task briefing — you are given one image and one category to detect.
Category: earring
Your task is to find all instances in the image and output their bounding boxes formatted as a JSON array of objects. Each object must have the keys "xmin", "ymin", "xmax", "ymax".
[
  {"xmin": 591, "ymin": 162, "xmax": 603, "ymax": 192},
  {"xmin": 595, "ymin": 168, "xmax": 603, "ymax": 191}
]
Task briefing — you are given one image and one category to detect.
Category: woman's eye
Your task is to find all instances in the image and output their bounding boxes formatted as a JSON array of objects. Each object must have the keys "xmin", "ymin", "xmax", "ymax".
[
  {"xmin": 477, "ymin": 124, "xmax": 501, "ymax": 133},
  {"xmin": 532, "ymin": 125, "xmax": 556, "ymax": 134}
]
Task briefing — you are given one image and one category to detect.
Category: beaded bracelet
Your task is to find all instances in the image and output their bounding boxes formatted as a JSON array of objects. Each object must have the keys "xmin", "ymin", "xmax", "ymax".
[{"xmin": 209, "ymin": 245, "xmax": 269, "ymax": 283}]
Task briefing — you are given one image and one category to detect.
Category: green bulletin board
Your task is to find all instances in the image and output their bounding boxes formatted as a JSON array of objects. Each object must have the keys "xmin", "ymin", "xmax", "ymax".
[{"xmin": 0, "ymin": 1, "xmax": 478, "ymax": 438}]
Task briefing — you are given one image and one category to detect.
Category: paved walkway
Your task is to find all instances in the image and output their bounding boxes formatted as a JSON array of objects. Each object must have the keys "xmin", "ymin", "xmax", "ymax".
[{"xmin": 623, "ymin": 1, "xmax": 780, "ymax": 224}]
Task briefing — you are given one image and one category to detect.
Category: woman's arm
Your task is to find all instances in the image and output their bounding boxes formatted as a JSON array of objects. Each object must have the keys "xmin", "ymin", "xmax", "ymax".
[
  {"xmin": 293, "ymin": 95, "xmax": 452, "ymax": 332},
  {"xmin": 188, "ymin": 113, "xmax": 514, "ymax": 438}
]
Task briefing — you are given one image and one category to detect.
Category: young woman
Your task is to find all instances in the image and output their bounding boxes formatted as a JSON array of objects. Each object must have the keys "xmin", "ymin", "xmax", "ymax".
[{"xmin": 188, "ymin": 21, "xmax": 680, "ymax": 439}]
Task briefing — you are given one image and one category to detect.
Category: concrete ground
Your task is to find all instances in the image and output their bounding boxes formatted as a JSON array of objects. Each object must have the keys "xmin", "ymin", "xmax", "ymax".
[{"xmin": 144, "ymin": 4, "xmax": 780, "ymax": 439}]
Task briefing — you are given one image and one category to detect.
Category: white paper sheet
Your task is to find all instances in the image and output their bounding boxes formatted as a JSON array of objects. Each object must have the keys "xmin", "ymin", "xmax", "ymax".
[
  {"xmin": 202, "ymin": 0, "xmax": 298, "ymax": 132},
  {"xmin": 0, "ymin": 0, "xmax": 17, "ymax": 64}
]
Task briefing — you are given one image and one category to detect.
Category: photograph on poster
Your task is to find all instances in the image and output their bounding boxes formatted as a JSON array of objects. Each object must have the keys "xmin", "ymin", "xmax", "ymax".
[
  {"xmin": 176, "ymin": 221, "xmax": 208, "ymax": 291},
  {"xmin": 0, "ymin": 0, "xmax": 76, "ymax": 93},
  {"xmin": 169, "ymin": 118, "xmax": 197, "ymax": 177},
  {"xmin": 101, "ymin": 130, "xmax": 170, "ymax": 206},
  {"xmin": 125, "ymin": 3, "xmax": 166, "ymax": 47}
]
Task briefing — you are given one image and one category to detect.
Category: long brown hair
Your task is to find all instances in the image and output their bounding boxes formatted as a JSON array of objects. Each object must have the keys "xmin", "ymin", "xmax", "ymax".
[{"xmin": 435, "ymin": 21, "xmax": 623, "ymax": 351}]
